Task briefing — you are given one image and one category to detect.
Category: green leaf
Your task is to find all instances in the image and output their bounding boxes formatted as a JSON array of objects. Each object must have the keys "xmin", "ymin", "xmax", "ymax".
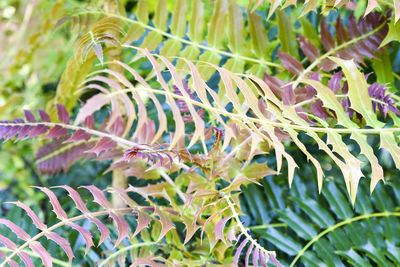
[
  {"xmin": 207, "ymin": 0, "xmax": 228, "ymax": 49},
  {"xmin": 276, "ymin": 208, "xmax": 318, "ymax": 240},
  {"xmin": 291, "ymin": 197, "xmax": 335, "ymax": 228},
  {"xmin": 256, "ymin": 227, "xmax": 301, "ymax": 255},
  {"xmin": 170, "ymin": 0, "xmax": 187, "ymax": 38},
  {"xmin": 276, "ymin": 9, "xmax": 299, "ymax": 59},
  {"xmin": 247, "ymin": 10, "xmax": 269, "ymax": 59}
]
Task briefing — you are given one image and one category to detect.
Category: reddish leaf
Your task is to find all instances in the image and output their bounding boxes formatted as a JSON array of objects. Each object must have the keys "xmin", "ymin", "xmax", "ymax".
[
  {"xmin": 42, "ymin": 125, "xmax": 69, "ymax": 139},
  {"xmin": 35, "ymin": 187, "xmax": 67, "ymax": 220},
  {"xmin": 260, "ymin": 251, "xmax": 268, "ymax": 267},
  {"xmin": 28, "ymin": 125, "xmax": 49, "ymax": 138},
  {"xmin": 8, "ymin": 201, "xmax": 47, "ymax": 230},
  {"xmin": 109, "ymin": 212, "xmax": 129, "ymax": 246},
  {"xmin": 0, "ymin": 219, "xmax": 30, "ymax": 240},
  {"xmin": 67, "ymin": 223, "xmax": 94, "ymax": 254},
  {"xmin": 24, "ymin": 110, "xmax": 36, "ymax": 123},
  {"xmin": 321, "ymin": 19, "xmax": 335, "ymax": 51},
  {"xmin": 107, "ymin": 188, "xmax": 138, "ymax": 208},
  {"xmin": 253, "ymin": 247, "xmax": 260, "ymax": 267},
  {"xmin": 45, "ymin": 232, "xmax": 74, "ymax": 265},
  {"xmin": 245, "ymin": 243, "xmax": 255, "ymax": 267},
  {"xmin": 154, "ymin": 208, "xmax": 175, "ymax": 241},
  {"xmin": 85, "ymin": 137, "xmax": 116, "ymax": 156},
  {"xmin": 133, "ymin": 211, "xmax": 150, "ymax": 237},
  {"xmin": 83, "ymin": 115, "xmax": 95, "ymax": 129},
  {"xmin": 214, "ymin": 216, "xmax": 232, "ymax": 244},
  {"xmin": 55, "ymin": 186, "xmax": 88, "ymax": 212},
  {"xmin": 278, "ymin": 51, "xmax": 303, "ymax": 75},
  {"xmin": 234, "ymin": 238, "xmax": 249, "ymax": 266},
  {"xmin": 81, "ymin": 185, "xmax": 112, "ymax": 209},
  {"xmin": 298, "ymin": 35, "xmax": 319, "ymax": 62},
  {"xmin": 64, "ymin": 129, "xmax": 91, "ymax": 143},
  {"xmin": 0, "ymin": 234, "xmax": 17, "ymax": 249},
  {"xmin": 56, "ymin": 104, "xmax": 70, "ymax": 124},
  {"xmin": 38, "ymin": 109, "xmax": 51, "ymax": 122},
  {"xmin": 131, "ymin": 258, "xmax": 164, "ymax": 267},
  {"xmin": 75, "ymin": 94, "xmax": 110, "ymax": 125},
  {"xmin": 30, "ymin": 241, "xmax": 53, "ymax": 267}
]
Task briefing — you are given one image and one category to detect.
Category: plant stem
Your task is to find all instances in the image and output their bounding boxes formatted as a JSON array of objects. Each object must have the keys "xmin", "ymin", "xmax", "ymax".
[
  {"xmin": 290, "ymin": 211, "xmax": 400, "ymax": 266},
  {"xmin": 0, "ymin": 247, "xmax": 72, "ymax": 267},
  {"xmin": 98, "ymin": 242, "xmax": 159, "ymax": 267}
]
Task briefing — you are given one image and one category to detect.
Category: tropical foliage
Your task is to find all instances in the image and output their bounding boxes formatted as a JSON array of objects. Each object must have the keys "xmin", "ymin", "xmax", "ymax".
[{"xmin": 1, "ymin": 0, "xmax": 400, "ymax": 266}]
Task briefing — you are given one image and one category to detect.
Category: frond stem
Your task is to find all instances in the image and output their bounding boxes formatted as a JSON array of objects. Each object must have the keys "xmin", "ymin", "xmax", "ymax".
[
  {"xmin": 79, "ymin": 11, "xmax": 282, "ymax": 69},
  {"xmin": 223, "ymin": 194, "xmax": 275, "ymax": 258},
  {"xmin": 98, "ymin": 241, "xmax": 160, "ymax": 267},
  {"xmin": 290, "ymin": 211, "xmax": 400, "ymax": 267}
]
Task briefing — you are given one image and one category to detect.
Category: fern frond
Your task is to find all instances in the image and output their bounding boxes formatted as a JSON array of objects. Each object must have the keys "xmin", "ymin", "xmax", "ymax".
[{"xmin": 0, "ymin": 186, "xmax": 174, "ymax": 267}]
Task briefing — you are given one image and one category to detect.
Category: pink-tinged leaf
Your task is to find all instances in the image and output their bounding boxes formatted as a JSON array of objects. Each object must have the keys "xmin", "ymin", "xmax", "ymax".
[
  {"xmin": 89, "ymin": 216, "xmax": 110, "ymax": 246},
  {"xmin": 365, "ymin": 0, "xmax": 379, "ymax": 16},
  {"xmin": 200, "ymin": 205, "xmax": 230, "ymax": 240},
  {"xmin": 58, "ymin": 184, "xmax": 109, "ymax": 244},
  {"xmin": 321, "ymin": 19, "xmax": 335, "ymax": 51},
  {"xmin": 38, "ymin": 109, "xmax": 51, "ymax": 122},
  {"xmin": 75, "ymin": 94, "xmax": 110, "ymax": 125},
  {"xmin": 278, "ymin": 50, "xmax": 303, "ymax": 75},
  {"xmin": 67, "ymin": 222, "xmax": 94, "ymax": 254},
  {"xmin": 28, "ymin": 125, "xmax": 49, "ymax": 138},
  {"xmin": 35, "ymin": 187, "xmax": 67, "ymax": 220},
  {"xmin": 42, "ymin": 125, "xmax": 68, "ymax": 139},
  {"xmin": 253, "ymin": 247, "xmax": 260, "ymax": 267},
  {"xmin": 15, "ymin": 125, "xmax": 34, "ymax": 141},
  {"xmin": 328, "ymin": 71, "xmax": 342, "ymax": 94},
  {"xmin": 56, "ymin": 104, "xmax": 70, "ymax": 124},
  {"xmin": 227, "ymin": 229, "xmax": 238, "ymax": 243},
  {"xmin": 0, "ymin": 234, "xmax": 17, "ymax": 249},
  {"xmin": 108, "ymin": 116, "xmax": 124, "ymax": 136},
  {"xmin": 245, "ymin": 243, "xmax": 255, "ymax": 267},
  {"xmin": 64, "ymin": 129, "xmax": 91, "ymax": 143},
  {"xmin": 109, "ymin": 212, "xmax": 129, "ymax": 246},
  {"xmin": 54, "ymin": 186, "xmax": 89, "ymax": 212},
  {"xmin": 45, "ymin": 232, "xmax": 74, "ymax": 265},
  {"xmin": 214, "ymin": 216, "xmax": 232, "ymax": 244},
  {"xmin": 0, "ymin": 250, "xmax": 6, "ymax": 259},
  {"xmin": 0, "ymin": 219, "xmax": 30, "ymax": 240},
  {"xmin": 85, "ymin": 137, "xmax": 116, "ymax": 156},
  {"xmin": 234, "ymin": 238, "xmax": 249, "ymax": 266},
  {"xmin": 8, "ymin": 201, "xmax": 46, "ymax": 230},
  {"xmin": 83, "ymin": 115, "xmax": 95, "ymax": 129},
  {"xmin": 131, "ymin": 258, "xmax": 164, "ymax": 267},
  {"xmin": 395, "ymin": 0, "xmax": 400, "ymax": 23},
  {"xmin": 154, "ymin": 208, "xmax": 175, "ymax": 241},
  {"xmin": 269, "ymin": 254, "xmax": 281, "ymax": 266},
  {"xmin": 298, "ymin": 35, "xmax": 319, "ymax": 62},
  {"xmin": 93, "ymin": 43, "xmax": 103, "ymax": 64},
  {"xmin": 29, "ymin": 241, "xmax": 53, "ymax": 267},
  {"xmin": 37, "ymin": 140, "xmax": 94, "ymax": 174},
  {"xmin": 260, "ymin": 251, "xmax": 268, "ymax": 267},
  {"xmin": 133, "ymin": 211, "xmax": 150, "ymax": 237},
  {"xmin": 17, "ymin": 252, "xmax": 34, "ymax": 267},
  {"xmin": 107, "ymin": 188, "xmax": 138, "ymax": 208},
  {"xmin": 24, "ymin": 110, "xmax": 36, "ymax": 122},
  {"xmin": 81, "ymin": 186, "xmax": 112, "ymax": 209}
]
